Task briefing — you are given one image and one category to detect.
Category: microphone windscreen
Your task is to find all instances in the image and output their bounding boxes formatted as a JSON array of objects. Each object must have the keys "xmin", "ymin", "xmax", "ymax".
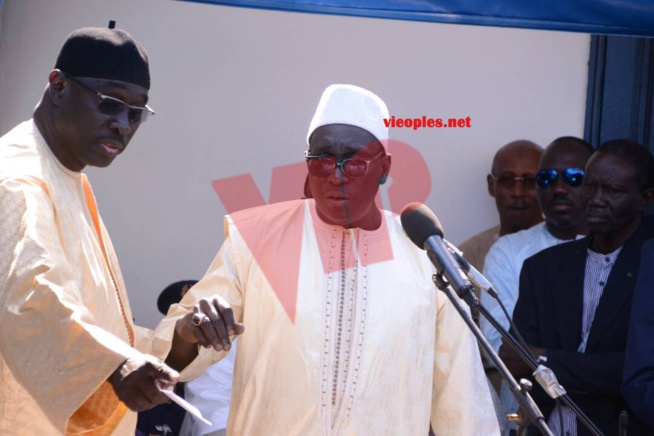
[{"xmin": 400, "ymin": 202, "xmax": 445, "ymax": 249}]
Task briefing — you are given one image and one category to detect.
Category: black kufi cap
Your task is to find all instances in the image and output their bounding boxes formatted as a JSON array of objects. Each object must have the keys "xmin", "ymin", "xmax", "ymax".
[
  {"xmin": 55, "ymin": 27, "xmax": 150, "ymax": 89},
  {"xmin": 157, "ymin": 280, "xmax": 198, "ymax": 315}
]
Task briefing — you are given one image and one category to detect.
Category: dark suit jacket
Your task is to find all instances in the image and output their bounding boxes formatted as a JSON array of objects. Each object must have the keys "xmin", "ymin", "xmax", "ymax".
[
  {"xmin": 512, "ymin": 226, "xmax": 652, "ymax": 435},
  {"xmin": 622, "ymin": 238, "xmax": 654, "ymax": 431}
]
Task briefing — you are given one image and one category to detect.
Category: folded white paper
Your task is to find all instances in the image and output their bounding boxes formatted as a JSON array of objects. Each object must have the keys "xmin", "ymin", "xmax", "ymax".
[{"xmin": 157, "ymin": 381, "xmax": 212, "ymax": 426}]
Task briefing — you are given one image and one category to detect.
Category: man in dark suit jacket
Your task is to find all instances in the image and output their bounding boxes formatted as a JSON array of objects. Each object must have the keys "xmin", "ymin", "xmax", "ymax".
[
  {"xmin": 501, "ymin": 139, "xmax": 654, "ymax": 435},
  {"xmin": 622, "ymin": 237, "xmax": 654, "ymax": 431}
]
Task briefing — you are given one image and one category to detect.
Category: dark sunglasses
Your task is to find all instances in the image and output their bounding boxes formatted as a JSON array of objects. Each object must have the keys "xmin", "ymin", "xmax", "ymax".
[
  {"xmin": 62, "ymin": 72, "xmax": 155, "ymax": 125},
  {"xmin": 490, "ymin": 174, "xmax": 537, "ymax": 189},
  {"xmin": 304, "ymin": 151, "xmax": 384, "ymax": 178},
  {"xmin": 535, "ymin": 168, "xmax": 585, "ymax": 188}
]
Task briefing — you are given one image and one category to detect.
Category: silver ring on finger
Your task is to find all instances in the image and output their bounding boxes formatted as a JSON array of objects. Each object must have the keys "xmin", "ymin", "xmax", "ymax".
[{"xmin": 192, "ymin": 314, "xmax": 210, "ymax": 327}]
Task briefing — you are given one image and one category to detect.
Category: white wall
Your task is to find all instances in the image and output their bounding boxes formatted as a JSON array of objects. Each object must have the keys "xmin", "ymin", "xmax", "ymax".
[{"xmin": 0, "ymin": 0, "xmax": 590, "ymax": 328}]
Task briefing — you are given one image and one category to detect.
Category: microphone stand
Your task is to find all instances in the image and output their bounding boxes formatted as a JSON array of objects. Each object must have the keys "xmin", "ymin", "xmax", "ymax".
[
  {"xmin": 431, "ymin": 273, "xmax": 553, "ymax": 436},
  {"xmin": 476, "ymin": 302, "xmax": 603, "ymax": 436},
  {"xmin": 446, "ymin": 246, "xmax": 603, "ymax": 435}
]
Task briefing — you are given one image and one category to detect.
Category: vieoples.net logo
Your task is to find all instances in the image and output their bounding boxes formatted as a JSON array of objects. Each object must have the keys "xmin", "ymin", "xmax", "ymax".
[{"xmin": 384, "ymin": 116, "xmax": 472, "ymax": 130}]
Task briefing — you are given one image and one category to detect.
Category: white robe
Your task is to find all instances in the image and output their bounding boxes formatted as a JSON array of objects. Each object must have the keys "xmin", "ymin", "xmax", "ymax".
[
  {"xmin": 0, "ymin": 120, "xmax": 149, "ymax": 435},
  {"xmin": 155, "ymin": 199, "xmax": 499, "ymax": 435}
]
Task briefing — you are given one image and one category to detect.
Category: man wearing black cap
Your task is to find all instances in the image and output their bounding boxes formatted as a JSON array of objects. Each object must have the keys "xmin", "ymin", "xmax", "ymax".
[{"xmin": 0, "ymin": 26, "xmax": 178, "ymax": 434}]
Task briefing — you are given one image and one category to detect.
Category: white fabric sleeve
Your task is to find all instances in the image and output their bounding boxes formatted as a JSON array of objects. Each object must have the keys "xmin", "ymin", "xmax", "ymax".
[
  {"xmin": 481, "ymin": 240, "xmax": 518, "ymax": 353},
  {"xmin": 183, "ymin": 338, "xmax": 237, "ymax": 435},
  {"xmin": 153, "ymin": 219, "xmax": 244, "ymax": 382}
]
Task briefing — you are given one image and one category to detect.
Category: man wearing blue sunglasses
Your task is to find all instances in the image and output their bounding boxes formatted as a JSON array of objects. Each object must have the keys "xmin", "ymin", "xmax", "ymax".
[
  {"xmin": 482, "ymin": 136, "xmax": 594, "ymax": 354},
  {"xmin": 481, "ymin": 136, "xmax": 594, "ymax": 431}
]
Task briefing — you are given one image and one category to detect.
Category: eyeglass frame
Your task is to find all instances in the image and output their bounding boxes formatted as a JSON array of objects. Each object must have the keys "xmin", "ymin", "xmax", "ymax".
[
  {"xmin": 489, "ymin": 173, "xmax": 538, "ymax": 189},
  {"xmin": 61, "ymin": 71, "xmax": 155, "ymax": 124},
  {"xmin": 535, "ymin": 168, "xmax": 585, "ymax": 188},
  {"xmin": 304, "ymin": 150, "xmax": 385, "ymax": 178}
]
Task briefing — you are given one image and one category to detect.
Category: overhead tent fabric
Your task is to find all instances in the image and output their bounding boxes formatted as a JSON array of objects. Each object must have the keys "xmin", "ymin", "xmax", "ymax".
[{"xmin": 178, "ymin": 0, "xmax": 654, "ymax": 37}]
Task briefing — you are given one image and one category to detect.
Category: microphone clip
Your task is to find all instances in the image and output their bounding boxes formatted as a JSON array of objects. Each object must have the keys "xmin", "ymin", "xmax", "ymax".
[
  {"xmin": 433, "ymin": 273, "xmax": 479, "ymax": 307},
  {"xmin": 432, "ymin": 273, "xmax": 449, "ymax": 291}
]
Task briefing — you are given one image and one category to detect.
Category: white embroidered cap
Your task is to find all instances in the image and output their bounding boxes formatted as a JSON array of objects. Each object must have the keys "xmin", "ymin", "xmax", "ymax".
[{"xmin": 306, "ymin": 84, "xmax": 389, "ymax": 148}]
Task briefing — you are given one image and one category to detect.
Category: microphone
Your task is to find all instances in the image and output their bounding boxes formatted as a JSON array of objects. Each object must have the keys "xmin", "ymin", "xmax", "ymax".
[
  {"xmin": 444, "ymin": 240, "xmax": 499, "ymax": 299},
  {"xmin": 400, "ymin": 203, "xmax": 477, "ymax": 303}
]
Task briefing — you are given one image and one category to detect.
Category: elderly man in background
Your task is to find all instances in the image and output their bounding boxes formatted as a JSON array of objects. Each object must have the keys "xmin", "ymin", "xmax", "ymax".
[
  {"xmin": 505, "ymin": 139, "xmax": 654, "ymax": 435},
  {"xmin": 154, "ymin": 84, "xmax": 499, "ymax": 435},
  {"xmin": 460, "ymin": 140, "xmax": 543, "ymax": 272},
  {"xmin": 0, "ymin": 26, "xmax": 178, "ymax": 434}
]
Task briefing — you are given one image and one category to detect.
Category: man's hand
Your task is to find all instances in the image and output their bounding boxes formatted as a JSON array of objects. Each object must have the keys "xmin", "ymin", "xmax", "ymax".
[
  {"xmin": 499, "ymin": 340, "xmax": 546, "ymax": 377},
  {"xmin": 175, "ymin": 296, "xmax": 245, "ymax": 352},
  {"xmin": 108, "ymin": 353, "xmax": 180, "ymax": 412}
]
